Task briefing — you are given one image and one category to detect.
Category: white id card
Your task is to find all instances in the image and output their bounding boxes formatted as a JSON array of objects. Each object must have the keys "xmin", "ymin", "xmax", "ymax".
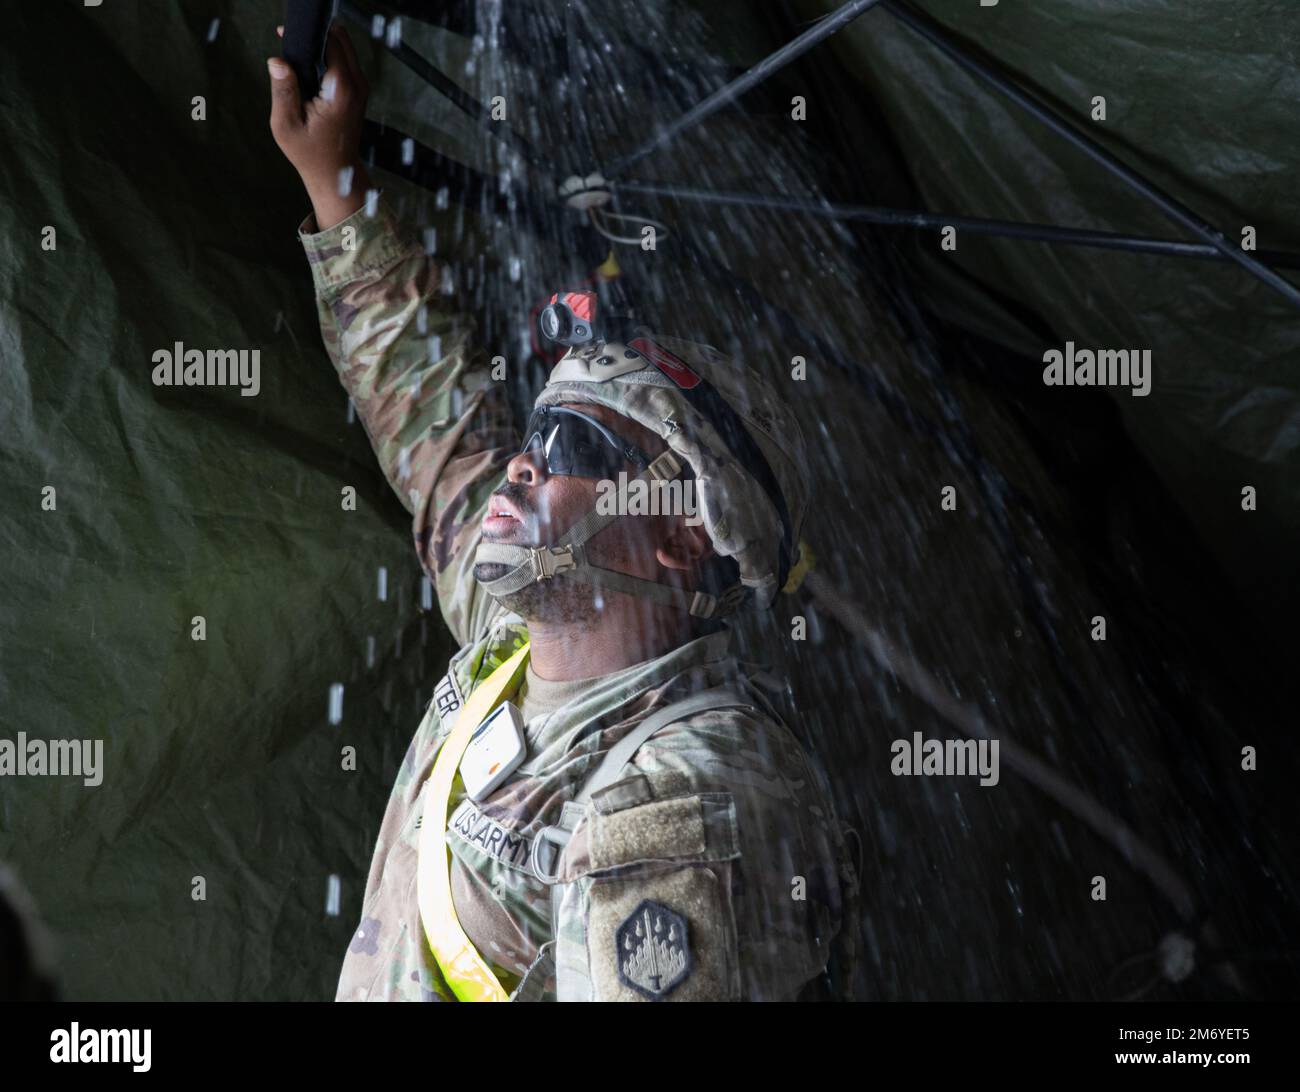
[{"xmin": 460, "ymin": 702, "xmax": 527, "ymax": 802}]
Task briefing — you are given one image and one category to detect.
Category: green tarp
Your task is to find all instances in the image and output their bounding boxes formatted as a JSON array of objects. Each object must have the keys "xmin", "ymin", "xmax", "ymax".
[
  {"xmin": 1, "ymin": 1, "xmax": 440, "ymax": 1000},
  {"xmin": 807, "ymin": 0, "xmax": 1300, "ymax": 635}
]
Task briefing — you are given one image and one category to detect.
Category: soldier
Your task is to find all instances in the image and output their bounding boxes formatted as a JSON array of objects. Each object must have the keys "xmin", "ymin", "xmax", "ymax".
[{"xmin": 268, "ymin": 25, "xmax": 858, "ymax": 1002}]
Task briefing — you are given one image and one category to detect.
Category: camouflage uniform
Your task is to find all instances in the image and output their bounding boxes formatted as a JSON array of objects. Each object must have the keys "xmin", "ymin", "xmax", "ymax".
[{"xmin": 299, "ymin": 198, "xmax": 858, "ymax": 1001}]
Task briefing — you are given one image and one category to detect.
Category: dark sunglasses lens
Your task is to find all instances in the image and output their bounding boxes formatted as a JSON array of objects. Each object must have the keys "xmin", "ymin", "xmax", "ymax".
[{"xmin": 521, "ymin": 412, "xmax": 625, "ymax": 478}]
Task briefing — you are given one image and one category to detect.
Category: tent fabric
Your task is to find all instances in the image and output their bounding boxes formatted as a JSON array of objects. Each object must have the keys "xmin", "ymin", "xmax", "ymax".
[
  {"xmin": 0, "ymin": 1, "xmax": 441, "ymax": 1000},
  {"xmin": 803, "ymin": 0, "xmax": 1300, "ymax": 636}
]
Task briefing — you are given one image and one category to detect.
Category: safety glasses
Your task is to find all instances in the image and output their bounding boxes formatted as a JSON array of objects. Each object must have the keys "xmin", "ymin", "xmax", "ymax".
[{"xmin": 519, "ymin": 405, "xmax": 652, "ymax": 480}]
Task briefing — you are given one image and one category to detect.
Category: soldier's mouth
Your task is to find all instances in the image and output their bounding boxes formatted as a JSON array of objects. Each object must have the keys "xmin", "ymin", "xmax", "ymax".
[{"xmin": 483, "ymin": 496, "xmax": 533, "ymax": 539}]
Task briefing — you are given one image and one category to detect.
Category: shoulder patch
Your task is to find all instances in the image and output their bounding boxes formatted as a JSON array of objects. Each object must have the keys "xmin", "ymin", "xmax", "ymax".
[
  {"xmin": 590, "ymin": 796, "xmax": 706, "ymax": 870},
  {"xmin": 616, "ymin": 899, "xmax": 692, "ymax": 999}
]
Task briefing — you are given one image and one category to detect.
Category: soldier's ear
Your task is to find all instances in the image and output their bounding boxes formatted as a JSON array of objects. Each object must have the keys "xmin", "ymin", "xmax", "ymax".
[{"xmin": 655, "ymin": 519, "xmax": 713, "ymax": 572}]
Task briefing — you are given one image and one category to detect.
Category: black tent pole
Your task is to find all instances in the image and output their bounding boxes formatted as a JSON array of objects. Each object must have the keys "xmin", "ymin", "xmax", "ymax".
[
  {"xmin": 340, "ymin": 2, "xmax": 1300, "ymax": 284},
  {"xmin": 880, "ymin": 0, "xmax": 1300, "ymax": 308},
  {"xmin": 612, "ymin": 181, "xmax": 1300, "ymax": 269},
  {"xmin": 602, "ymin": 0, "xmax": 886, "ymax": 179},
  {"xmin": 339, "ymin": 0, "xmax": 546, "ymax": 170}
]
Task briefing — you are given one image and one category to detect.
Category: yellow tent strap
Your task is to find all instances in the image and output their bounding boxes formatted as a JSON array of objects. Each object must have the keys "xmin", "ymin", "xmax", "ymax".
[{"xmin": 416, "ymin": 642, "xmax": 531, "ymax": 1002}]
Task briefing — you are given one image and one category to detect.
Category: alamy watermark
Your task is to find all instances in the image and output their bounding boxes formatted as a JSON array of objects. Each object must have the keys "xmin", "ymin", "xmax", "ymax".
[
  {"xmin": 594, "ymin": 471, "xmax": 703, "ymax": 526},
  {"xmin": 891, "ymin": 732, "xmax": 1000, "ymax": 787},
  {"xmin": 50, "ymin": 1024, "xmax": 150, "ymax": 1072},
  {"xmin": 151, "ymin": 342, "xmax": 260, "ymax": 397},
  {"xmin": 1043, "ymin": 342, "xmax": 1151, "ymax": 397},
  {"xmin": 0, "ymin": 734, "xmax": 103, "ymax": 787}
]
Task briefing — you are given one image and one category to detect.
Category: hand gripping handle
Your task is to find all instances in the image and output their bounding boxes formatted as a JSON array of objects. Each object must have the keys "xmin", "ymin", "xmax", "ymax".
[{"xmin": 281, "ymin": 0, "xmax": 336, "ymax": 101}]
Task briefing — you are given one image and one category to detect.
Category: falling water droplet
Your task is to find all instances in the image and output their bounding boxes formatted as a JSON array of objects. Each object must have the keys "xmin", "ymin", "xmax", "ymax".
[
  {"xmin": 328, "ymin": 683, "xmax": 345, "ymax": 726},
  {"xmin": 377, "ymin": 567, "xmax": 389, "ymax": 602},
  {"xmin": 325, "ymin": 874, "xmax": 342, "ymax": 916}
]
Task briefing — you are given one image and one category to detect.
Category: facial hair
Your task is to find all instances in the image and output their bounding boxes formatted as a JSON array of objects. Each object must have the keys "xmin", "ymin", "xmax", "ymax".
[{"xmin": 474, "ymin": 481, "xmax": 601, "ymax": 625}]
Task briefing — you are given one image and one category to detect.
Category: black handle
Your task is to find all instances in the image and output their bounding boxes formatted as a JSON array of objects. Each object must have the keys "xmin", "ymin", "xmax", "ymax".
[{"xmin": 282, "ymin": 0, "xmax": 335, "ymax": 101}]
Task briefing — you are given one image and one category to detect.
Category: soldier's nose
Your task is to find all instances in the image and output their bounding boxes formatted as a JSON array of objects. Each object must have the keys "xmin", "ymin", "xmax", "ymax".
[{"xmin": 506, "ymin": 447, "xmax": 547, "ymax": 487}]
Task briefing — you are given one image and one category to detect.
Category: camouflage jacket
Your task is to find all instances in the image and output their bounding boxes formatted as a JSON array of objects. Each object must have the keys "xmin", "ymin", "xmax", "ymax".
[{"xmin": 299, "ymin": 198, "xmax": 858, "ymax": 1001}]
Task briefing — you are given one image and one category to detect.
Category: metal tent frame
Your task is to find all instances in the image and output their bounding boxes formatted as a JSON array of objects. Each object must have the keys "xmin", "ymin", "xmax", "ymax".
[{"xmin": 314, "ymin": 0, "xmax": 1300, "ymax": 298}]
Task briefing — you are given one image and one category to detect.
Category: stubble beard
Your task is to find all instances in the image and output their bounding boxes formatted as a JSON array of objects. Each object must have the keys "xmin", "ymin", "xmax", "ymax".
[{"xmin": 473, "ymin": 562, "xmax": 601, "ymax": 626}]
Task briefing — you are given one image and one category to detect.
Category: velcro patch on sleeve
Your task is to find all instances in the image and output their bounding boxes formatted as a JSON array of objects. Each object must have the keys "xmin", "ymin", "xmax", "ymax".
[{"xmin": 589, "ymin": 797, "xmax": 706, "ymax": 871}]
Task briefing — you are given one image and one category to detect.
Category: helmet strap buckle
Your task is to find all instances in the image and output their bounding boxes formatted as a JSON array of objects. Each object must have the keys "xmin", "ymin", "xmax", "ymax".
[
  {"xmin": 646, "ymin": 450, "xmax": 682, "ymax": 482},
  {"xmin": 531, "ymin": 545, "xmax": 578, "ymax": 580}
]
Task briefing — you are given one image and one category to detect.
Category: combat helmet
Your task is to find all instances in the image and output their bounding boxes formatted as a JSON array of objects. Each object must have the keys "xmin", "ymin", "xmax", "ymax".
[{"xmin": 475, "ymin": 293, "xmax": 810, "ymax": 620}]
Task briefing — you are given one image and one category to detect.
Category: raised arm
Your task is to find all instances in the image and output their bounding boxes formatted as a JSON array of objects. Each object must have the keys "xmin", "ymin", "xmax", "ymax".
[{"xmin": 268, "ymin": 25, "xmax": 517, "ymax": 644}]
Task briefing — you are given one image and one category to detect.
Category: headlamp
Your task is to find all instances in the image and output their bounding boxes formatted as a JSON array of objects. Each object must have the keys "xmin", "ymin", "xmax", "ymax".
[{"xmin": 538, "ymin": 290, "xmax": 598, "ymax": 348}]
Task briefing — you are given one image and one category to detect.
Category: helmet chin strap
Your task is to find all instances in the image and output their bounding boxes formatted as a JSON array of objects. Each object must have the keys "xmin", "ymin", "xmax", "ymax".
[{"xmin": 473, "ymin": 450, "xmax": 747, "ymax": 621}]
